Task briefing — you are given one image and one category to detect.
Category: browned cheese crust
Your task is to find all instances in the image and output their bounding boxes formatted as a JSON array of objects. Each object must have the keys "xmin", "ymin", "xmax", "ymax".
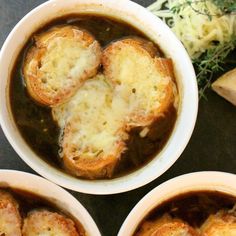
[
  {"xmin": 102, "ymin": 38, "xmax": 177, "ymax": 128},
  {"xmin": 135, "ymin": 214, "xmax": 199, "ymax": 236},
  {"xmin": 0, "ymin": 190, "xmax": 22, "ymax": 236},
  {"xmin": 54, "ymin": 74, "xmax": 128, "ymax": 179},
  {"xmin": 23, "ymin": 25, "xmax": 101, "ymax": 106},
  {"xmin": 22, "ymin": 209, "xmax": 80, "ymax": 236},
  {"xmin": 201, "ymin": 211, "xmax": 236, "ymax": 236},
  {"xmin": 52, "ymin": 38, "xmax": 178, "ymax": 179},
  {"xmin": 62, "ymin": 121, "xmax": 125, "ymax": 179}
]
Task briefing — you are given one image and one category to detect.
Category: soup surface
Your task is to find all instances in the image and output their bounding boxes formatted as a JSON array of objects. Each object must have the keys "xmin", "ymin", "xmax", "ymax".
[
  {"xmin": 10, "ymin": 15, "xmax": 177, "ymax": 179},
  {"xmin": 0, "ymin": 188, "xmax": 85, "ymax": 235},
  {"xmin": 134, "ymin": 191, "xmax": 236, "ymax": 235}
]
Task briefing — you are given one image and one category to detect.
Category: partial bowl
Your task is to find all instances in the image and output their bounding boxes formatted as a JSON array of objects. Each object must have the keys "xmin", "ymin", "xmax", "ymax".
[
  {"xmin": 0, "ymin": 169, "xmax": 101, "ymax": 236},
  {"xmin": 118, "ymin": 171, "xmax": 236, "ymax": 236},
  {"xmin": 0, "ymin": 0, "xmax": 198, "ymax": 194}
]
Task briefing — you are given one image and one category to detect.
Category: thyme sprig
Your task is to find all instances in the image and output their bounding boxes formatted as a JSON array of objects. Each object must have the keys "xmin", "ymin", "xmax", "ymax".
[
  {"xmin": 212, "ymin": 0, "xmax": 236, "ymax": 13},
  {"xmin": 171, "ymin": 0, "xmax": 236, "ymax": 17},
  {"xmin": 148, "ymin": 0, "xmax": 236, "ymax": 98},
  {"xmin": 172, "ymin": 0, "xmax": 236, "ymax": 98},
  {"xmin": 171, "ymin": 0, "xmax": 218, "ymax": 20},
  {"xmin": 194, "ymin": 36, "xmax": 236, "ymax": 98}
]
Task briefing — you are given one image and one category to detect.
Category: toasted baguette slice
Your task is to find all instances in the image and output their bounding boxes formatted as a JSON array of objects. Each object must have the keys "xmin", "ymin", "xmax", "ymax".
[
  {"xmin": 102, "ymin": 38, "xmax": 177, "ymax": 127},
  {"xmin": 0, "ymin": 190, "xmax": 22, "ymax": 236},
  {"xmin": 52, "ymin": 74, "xmax": 128, "ymax": 179},
  {"xmin": 201, "ymin": 211, "xmax": 236, "ymax": 236},
  {"xmin": 135, "ymin": 214, "xmax": 199, "ymax": 236},
  {"xmin": 23, "ymin": 25, "xmax": 101, "ymax": 106},
  {"xmin": 22, "ymin": 209, "xmax": 80, "ymax": 236}
]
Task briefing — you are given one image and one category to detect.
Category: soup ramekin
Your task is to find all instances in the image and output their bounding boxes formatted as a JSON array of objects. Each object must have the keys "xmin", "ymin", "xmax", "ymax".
[
  {"xmin": 0, "ymin": 0, "xmax": 198, "ymax": 194},
  {"xmin": 0, "ymin": 170, "xmax": 101, "ymax": 236},
  {"xmin": 118, "ymin": 171, "xmax": 236, "ymax": 235}
]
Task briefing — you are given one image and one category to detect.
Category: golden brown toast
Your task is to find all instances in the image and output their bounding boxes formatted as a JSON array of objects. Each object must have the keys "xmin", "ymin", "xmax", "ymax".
[
  {"xmin": 52, "ymin": 38, "xmax": 177, "ymax": 179},
  {"xmin": 52, "ymin": 74, "xmax": 128, "ymax": 179},
  {"xmin": 0, "ymin": 190, "xmax": 22, "ymax": 236},
  {"xmin": 22, "ymin": 209, "xmax": 80, "ymax": 236},
  {"xmin": 200, "ymin": 211, "xmax": 236, "ymax": 236},
  {"xmin": 23, "ymin": 25, "xmax": 101, "ymax": 106},
  {"xmin": 102, "ymin": 38, "xmax": 177, "ymax": 127},
  {"xmin": 135, "ymin": 214, "xmax": 199, "ymax": 236}
]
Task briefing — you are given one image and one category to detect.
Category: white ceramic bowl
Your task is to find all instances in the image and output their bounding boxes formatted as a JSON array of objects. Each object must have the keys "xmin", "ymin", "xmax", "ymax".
[
  {"xmin": 118, "ymin": 171, "xmax": 236, "ymax": 236},
  {"xmin": 0, "ymin": 0, "xmax": 198, "ymax": 194},
  {"xmin": 0, "ymin": 170, "xmax": 100, "ymax": 236}
]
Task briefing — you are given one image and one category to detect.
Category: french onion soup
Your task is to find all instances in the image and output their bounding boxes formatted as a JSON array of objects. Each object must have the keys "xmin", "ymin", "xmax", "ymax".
[
  {"xmin": 134, "ymin": 191, "xmax": 236, "ymax": 236},
  {"xmin": 0, "ymin": 188, "xmax": 85, "ymax": 235},
  {"xmin": 10, "ymin": 15, "xmax": 178, "ymax": 179}
]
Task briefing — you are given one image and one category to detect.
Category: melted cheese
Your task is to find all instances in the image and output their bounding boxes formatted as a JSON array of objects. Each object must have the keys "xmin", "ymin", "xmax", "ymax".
[
  {"xmin": 53, "ymin": 74, "xmax": 129, "ymax": 157},
  {"xmin": 201, "ymin": 212, "xmax": 236, "ymax": 236},
  {"xmin": 104, "ymin": 41, "xmax": 174, "ymax": 127},
  {"xmin": 39, "ymin": 37, "xmax": 98, "ymax": 92}
]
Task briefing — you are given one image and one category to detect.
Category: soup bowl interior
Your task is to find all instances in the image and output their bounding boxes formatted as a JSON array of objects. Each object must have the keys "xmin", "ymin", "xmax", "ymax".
[
  {"xmin": 0, "ymin": 0, "xmax": 198, "ymax": 194},
  {"xmin": 118, "ymin": 171, "xmax": 236, "ymax": 236},
  {"xmin": 0, "ymin": 170, "xmax": 101, "ymax": 236}
]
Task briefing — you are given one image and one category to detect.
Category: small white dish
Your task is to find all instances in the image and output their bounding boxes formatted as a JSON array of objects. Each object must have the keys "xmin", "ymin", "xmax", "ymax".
[
  {"xmin": 0, "ymin": 0, "xmax": 198, "ymax": 194},
  {"xmin": 0, "ymin": 170, "xmax": 101, "ymax": 236},
  {"xmin": 118, "ymin": 171, "xmax": 236, "ymax": 236}
]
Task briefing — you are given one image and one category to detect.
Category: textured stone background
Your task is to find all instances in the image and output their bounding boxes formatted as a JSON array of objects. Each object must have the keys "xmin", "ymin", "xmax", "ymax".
[{"xmin": 0, "ymin": 1, "xmax": 236, "ymax": 235}]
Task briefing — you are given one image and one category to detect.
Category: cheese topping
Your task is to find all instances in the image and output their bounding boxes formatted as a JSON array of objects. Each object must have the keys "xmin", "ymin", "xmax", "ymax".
[{"xmin": 53, "ymin": 74, "xmax": 128, "ymax": 157}]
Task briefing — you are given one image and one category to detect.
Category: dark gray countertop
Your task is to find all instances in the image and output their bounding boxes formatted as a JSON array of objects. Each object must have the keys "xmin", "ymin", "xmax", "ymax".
[{"xmin": 0, "ymin": 0, "xmax": 236, "ymax": 235}]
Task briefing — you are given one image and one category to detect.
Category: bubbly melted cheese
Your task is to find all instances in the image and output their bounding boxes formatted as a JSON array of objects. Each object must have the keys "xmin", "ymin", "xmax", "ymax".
[
  {"xmin": 39, "ymin": 37, "xmax": 98, "ymax": 92},
  {"xmin": 53, "ymin": 74, "xmax": 129, "ymax": 157},
  {"xmin": 53, "ymin": 39, "xmax": 177, "ymax": 160},
  {"xmin": 111, "ymin": 46, "xmax": 171, "ymax": 114},
  {"xmin": 201, "ymin": 213, "xmax": 236, "ymax": 236},
  {"xmin": 0, "ymin": 191, "xmax": 21, "ymax": 236},
  {"xmin": 104, "ymin": 41, "xmax": 176, "ymax": 128}
]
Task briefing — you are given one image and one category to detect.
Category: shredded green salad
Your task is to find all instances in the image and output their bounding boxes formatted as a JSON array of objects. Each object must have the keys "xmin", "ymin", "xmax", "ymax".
[{"xmin": 148, "ymin": 0, "xmax": 236, "ymax": 98}]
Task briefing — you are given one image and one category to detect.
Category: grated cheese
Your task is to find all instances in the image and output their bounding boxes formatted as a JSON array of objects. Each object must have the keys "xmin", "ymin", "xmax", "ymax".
[{"xmin": 148, "ymin": 0, "xmax": 236, "ymax": 59}]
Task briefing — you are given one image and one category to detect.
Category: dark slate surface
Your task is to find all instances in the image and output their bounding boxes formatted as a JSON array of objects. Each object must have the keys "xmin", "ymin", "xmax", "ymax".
[{"xmin": 0, "ymin": 1, "xmax": 236, "ymax": 236}]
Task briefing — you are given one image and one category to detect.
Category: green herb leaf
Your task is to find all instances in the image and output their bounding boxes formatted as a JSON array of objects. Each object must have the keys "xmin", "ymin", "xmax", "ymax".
[
  {"xmin": 194, "ymin": 35, "xmax": 236, "ymax": 98},
  {"xmin": 149, "ymin": 0, "xmax": 236, "ymax": 98}
]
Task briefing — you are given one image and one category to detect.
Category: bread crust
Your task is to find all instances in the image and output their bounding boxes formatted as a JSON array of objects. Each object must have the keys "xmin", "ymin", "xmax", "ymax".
[
  {"xmin": 135, "ymin": 214, "xmax": 199, "ymax": 236},
  {"xmin": 61, "ymin": 113, "xmax": 127, "ymax": 179},
  {"xmin": 102, "ymin": 38, "xmax": 177, "ymax": 127},
  {"xmin": 53, "ymin": 38, "xmax": 178, "ymax": 179},
  {"xmin": 22, "ymin": 209, "xmax": 80, "ymax": 236},
  {"xmin": 201, "ymin": 211, "xmax": 236, "ymax": 235},
  {"xmin": 0, "ymin": 190, "xmax": 22, "ymax": 236},
  {"xmin": 23, "ymin": 25, "xmax": 101, "ymax": 106},
  {"xmin": 52, "ymin": 74, "xmax": 128, "ymax": 179}
]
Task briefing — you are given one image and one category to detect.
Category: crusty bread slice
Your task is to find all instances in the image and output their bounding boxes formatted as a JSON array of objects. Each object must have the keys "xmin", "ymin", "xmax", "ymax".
[
  {"xmin": 135, "ymin": 214, "xmax": 199, "ymax": 236},
  {"xmin": 22, "ymin": 209, "xmax": 80, "ymax": 236},
  {"xmin": 0, "ymin": 190, "xmax": 22, "ymax": 236},
  {"xmin": 102, "ymin": 38, "xmax": 177, "ymax": 127},
  {"xmin": 23, "ymin": 25, "xmax": 101, "ymax": 106},
  {"xmin": 52, "ymin": 74, "xmax": 128, "ymax": 179},
  {"xmin": 52, "ymin": 38, "xmax": 178, "ymax": 179},
  {"xmin": 200, "ymin": 211, "xmax": 236, "ymax": 236}
]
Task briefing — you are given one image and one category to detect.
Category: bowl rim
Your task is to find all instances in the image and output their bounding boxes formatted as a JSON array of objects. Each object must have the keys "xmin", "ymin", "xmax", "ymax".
[
  {"xmin": 0, "ymin": 169, "xmax": 101, "ymax": 236},
  {"xmin": 0, "ymin": 0, "xmax": 198, "ymax": 195},
  {"xmin": 118, "ymin": 171, "xmax": 236, "ymax": 236}
]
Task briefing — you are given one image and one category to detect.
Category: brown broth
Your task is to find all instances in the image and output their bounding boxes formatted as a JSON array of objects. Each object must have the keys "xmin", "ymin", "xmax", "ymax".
[
  {"xmin": 1, "ymin": 188, "xmax": 86, "ymax": 235},
  {"xmin": 134, "ymin": 191, "xmax": 236, "ymax": 235},
  {"xmin": 9, "ymin": 15, "xmax": 177, "ymax": 179}
]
